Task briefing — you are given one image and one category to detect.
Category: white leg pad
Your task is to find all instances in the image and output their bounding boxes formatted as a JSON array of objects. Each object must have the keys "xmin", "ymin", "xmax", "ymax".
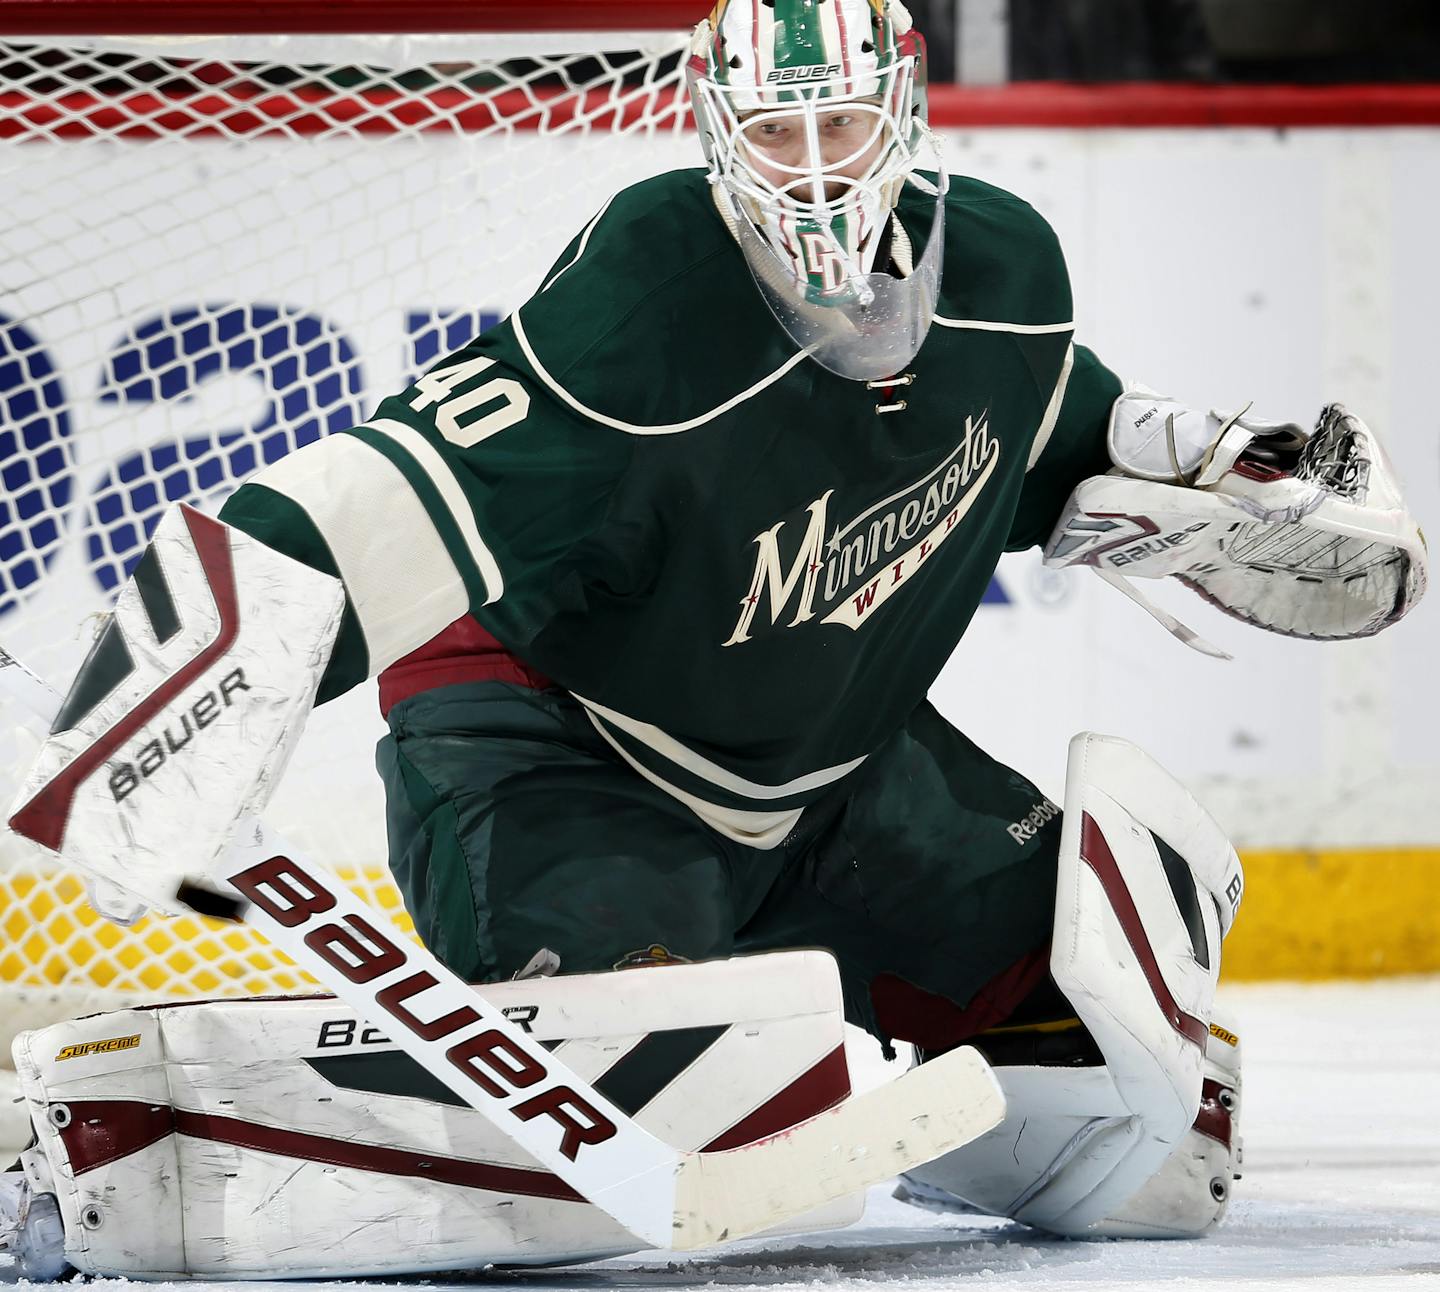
[
  {"xmin": 10, "ymin": 951, "xmax": 863, "ymax": 1279},
  {"xmin": 901, "ymin": 732, "xmax": 1243, "ymax": 1237},
  {"xmin": 901, "ymin": 1012, "xmax": 1242, "ymax": 1239},
  {"xmin": 1096, "ymin": 1010, "xmax": 1243, "ymax": 1238}
]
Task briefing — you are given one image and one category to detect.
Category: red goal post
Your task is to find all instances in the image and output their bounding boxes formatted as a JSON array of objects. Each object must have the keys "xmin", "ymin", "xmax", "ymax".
[{"xmin": 0, "ymin": 6, "xmax": 703, "ymax": 1062}]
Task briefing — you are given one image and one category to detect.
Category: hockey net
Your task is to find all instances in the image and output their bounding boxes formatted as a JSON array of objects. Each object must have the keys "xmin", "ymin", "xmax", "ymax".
[{"xmin": 0, "ymin": 8, "xmax": 697, "ymax": 1047}]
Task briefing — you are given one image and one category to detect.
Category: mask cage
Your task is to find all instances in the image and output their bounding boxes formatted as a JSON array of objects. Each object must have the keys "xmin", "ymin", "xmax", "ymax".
[{"xmin": 688, "ymin": 51, "xmax": 925, "ymax": 289}]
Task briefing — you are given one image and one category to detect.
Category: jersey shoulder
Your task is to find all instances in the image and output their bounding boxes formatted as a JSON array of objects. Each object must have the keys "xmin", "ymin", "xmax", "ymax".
[
  {"xmin": 544, "ymin": 168, "xmax": 732, "ymax": 302},
  {"xmin": 919, "ymin": 175, "xmax": 1074, "ymax": 328},
  {"xmin": 494, "ymin": 168, "xmax": 794, "ymax": 430}
]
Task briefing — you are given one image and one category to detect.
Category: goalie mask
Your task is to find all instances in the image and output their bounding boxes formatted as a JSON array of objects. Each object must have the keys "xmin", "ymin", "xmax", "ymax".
[{"xmin": 687, "ymin": 0, "xmax": 943, "ymax": 381}]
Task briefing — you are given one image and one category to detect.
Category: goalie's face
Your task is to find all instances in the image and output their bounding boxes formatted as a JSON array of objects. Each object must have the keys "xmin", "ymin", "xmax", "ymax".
[
  {"xmin": 738, "ymin": 102, "xmax": 889, "ymax": 206},
  {"xmin": 690, "ymin": 63, "xmax": 922, "ymax": 296}
]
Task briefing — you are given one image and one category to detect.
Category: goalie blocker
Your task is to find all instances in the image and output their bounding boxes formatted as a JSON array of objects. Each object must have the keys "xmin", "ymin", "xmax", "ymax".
[{"xmin": 6, "ymin": 504, "xmax": 346, "ymax": 916}]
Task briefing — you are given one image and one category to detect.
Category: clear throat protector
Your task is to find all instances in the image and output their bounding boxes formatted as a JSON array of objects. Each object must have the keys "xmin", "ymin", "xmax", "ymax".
[{"xmin": 729, "ymin": 166, "xmax": 944, "ymax": 382}]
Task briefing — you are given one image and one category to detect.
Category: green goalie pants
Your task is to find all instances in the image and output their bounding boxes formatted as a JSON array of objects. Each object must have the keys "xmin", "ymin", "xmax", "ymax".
[{"xmin": 376, "ymin": 682, "xmax": 1065, "ymax": 1049}]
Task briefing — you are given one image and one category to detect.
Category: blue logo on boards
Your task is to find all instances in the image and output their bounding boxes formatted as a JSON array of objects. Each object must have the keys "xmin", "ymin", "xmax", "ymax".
[{"xmin": 0, "ymin": 306, "xmax": 499, "ymax": 615}]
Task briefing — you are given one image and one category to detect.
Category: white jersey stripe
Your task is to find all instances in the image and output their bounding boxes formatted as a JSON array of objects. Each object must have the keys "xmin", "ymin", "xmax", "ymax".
[
  {"xmin": 366, "ymin": 418, "xmax": 506, "ymax": 606},
  {"xmin": 511, "ymin": 309, "xmax": 810, "ymax": 435},
  {"xmin": 576, "ymin": 693, "xmax": 867, "ymax": 799},
  {"xmin": 540, "ymin": 194, "xmax": 618, "ymax": 294},
  {"xmin": 933, "ymin": 316, "xmax": 1075, "ymax": 334},
  {"xmin": 1027, "ymin": 341, "xmax": 1076, "ymax": 472},
  {"xmin": 248, "ymin": 434, "xmax": 468, "ymax": 673},
  {"xmin": 582, "ymin": 708, "xmax": 805, "ymax": 850}
]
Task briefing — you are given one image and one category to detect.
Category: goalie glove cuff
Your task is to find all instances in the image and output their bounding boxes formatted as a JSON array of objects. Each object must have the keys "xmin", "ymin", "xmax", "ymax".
[{"xmin": 1108, "ymin": 386, "xmax": 1309, "ymax": 489}]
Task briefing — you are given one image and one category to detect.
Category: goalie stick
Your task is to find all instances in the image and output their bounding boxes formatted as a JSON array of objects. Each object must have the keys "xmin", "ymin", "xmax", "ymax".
[{"xmin": 0, "ymin": 643, "xmax": 1004, "ymax": 1253}]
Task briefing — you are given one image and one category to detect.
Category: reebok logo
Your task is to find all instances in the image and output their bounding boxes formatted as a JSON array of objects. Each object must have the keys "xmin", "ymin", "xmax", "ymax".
[{"xmin": 1007, "ymin": 799, "xmax": 1060, "ymax": 845}]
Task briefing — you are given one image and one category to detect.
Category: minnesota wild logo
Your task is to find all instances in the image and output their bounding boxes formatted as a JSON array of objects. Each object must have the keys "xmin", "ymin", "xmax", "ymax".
[{"xmin": 725, "ymin": 410, "xmax": 999, "ymax": 646}]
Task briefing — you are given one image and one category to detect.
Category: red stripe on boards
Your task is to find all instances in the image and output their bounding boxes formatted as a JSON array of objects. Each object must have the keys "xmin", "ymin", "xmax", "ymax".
[
  {"xmin": 1078, "ymin": 813, "xmax": 1209, "ymax": 1049},
  {"xmin": 927, "ymin": 82, "xmax": 1440, "ymax": 128},
  {"xmin": 5, "ymin": 84, "xmax": 1440, "ymax": 142},
  {"xmin": 0, "ymin": 84, "xmax": 690, "ymax": 141}
]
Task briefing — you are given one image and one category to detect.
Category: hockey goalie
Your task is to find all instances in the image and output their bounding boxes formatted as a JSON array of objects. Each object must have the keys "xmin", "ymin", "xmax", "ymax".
[{"xmin": 2, "ymin": 0, "xmax": 1427, "ymax": 1279}]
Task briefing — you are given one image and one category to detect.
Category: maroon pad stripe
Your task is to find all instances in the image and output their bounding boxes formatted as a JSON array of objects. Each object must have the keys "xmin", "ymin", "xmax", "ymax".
[
  {"xmin": 61, "ymin": 1097, "xmax": 584, "ymax": 1202},
  {"xmin": 9, "ymin": 508, "xmax": 238, "ymax": 853},
  {"xmin": 59, "ymin": 1050, "xmax": 852, "ymax": 1200},
  {"xmin": 701, "ymin": 1046, "xmax": 850, "ymax": 1153},
  {"xmin": 170, "ymin": 1109, "xmax": 586, "ymax": 1202},
  {"xmin": 1072, "ymin": 511, "xmax": 1162, "ymax": 567},
  {"xmin": 58, "ymin": 1100, "xmax": 176, "ymax": 1175},
  {"xmin": 1193, "ymin": 1077, "xmax": 1235, "ymax": 1149},
  {"xmin": 1078, "ymin": 813, "xmax": 1208, "ymax": 1049}
]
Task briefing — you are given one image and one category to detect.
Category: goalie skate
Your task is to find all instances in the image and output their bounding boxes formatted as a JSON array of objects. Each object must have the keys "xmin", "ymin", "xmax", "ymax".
[{"xmin": 0, "ymin": 1172, "xmax": 66, "ymax": 1282}]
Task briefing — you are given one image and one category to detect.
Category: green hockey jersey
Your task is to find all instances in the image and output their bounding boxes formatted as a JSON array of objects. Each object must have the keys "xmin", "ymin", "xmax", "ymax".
[{"xmin": 221, "ymin": 167, "xmax": 1120, "ymax": 846}]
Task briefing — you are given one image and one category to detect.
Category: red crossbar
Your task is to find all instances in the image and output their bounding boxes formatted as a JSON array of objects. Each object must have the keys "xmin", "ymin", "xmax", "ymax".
[
  {"xmin": 928, "ymin": 82, "xmax": 1440, "ymax": 128},
  {"xmin": 3, "ymin": 81, "xmax": 1440, "ymax": 140},
  {"xmin": 0, "ymin": 0, "xmax": 702, "ymax": 35}
]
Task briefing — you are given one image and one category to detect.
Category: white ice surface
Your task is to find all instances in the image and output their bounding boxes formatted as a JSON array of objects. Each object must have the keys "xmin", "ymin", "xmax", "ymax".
[{"xmin": 25, "ymin": 977, "xmax": 1440, "ymax": 1291}]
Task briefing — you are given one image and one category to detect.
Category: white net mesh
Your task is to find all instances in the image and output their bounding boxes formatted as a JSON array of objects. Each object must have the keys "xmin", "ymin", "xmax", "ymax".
[{"xmin": 0, "ymin": 27, "xmax": 695, "ymax": 1033}]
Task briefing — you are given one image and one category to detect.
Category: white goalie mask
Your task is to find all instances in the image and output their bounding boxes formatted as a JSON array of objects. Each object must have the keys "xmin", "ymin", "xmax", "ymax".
[{"xmin": 687, "ymin": 0, "xmax": 943, "ymax": 381}]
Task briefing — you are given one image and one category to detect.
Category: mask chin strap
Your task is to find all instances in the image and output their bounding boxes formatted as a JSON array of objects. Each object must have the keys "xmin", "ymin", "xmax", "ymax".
[
  {"xmin": 707, "ymin": 183, "xmax": 744, "ymax": 247},
  {"xmin": 888, "ymin": 217, "xmax": 914, "ymax": 275}
]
